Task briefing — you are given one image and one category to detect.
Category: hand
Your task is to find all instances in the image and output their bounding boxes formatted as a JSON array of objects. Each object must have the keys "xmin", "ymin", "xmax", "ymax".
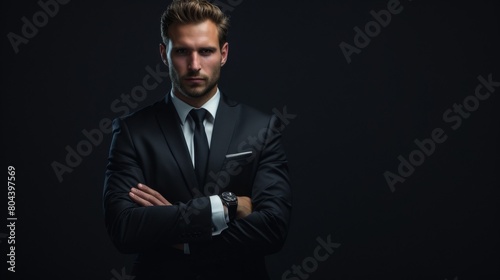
[
  {"xmin": 129, "ymin": 183, "xmax": 172, "ymax": 206},
  {"xmin": 236, "ymin": 196, "xmax": 252, "ymax": 219},
  {"xmin": 129, "ymin": 184, "xmax": 182, "ymax": 251}
]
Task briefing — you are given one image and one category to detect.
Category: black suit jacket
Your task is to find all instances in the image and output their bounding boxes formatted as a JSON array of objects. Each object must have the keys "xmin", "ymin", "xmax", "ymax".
[{"xmin": 103, "ymin": 93, "xmax": 292, "ymax": 279}]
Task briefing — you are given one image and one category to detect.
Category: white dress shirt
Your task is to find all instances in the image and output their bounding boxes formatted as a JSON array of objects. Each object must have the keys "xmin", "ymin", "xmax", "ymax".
[{"xmin": 170, "ymin": 89, "xmax": 228, "ymax": 253}]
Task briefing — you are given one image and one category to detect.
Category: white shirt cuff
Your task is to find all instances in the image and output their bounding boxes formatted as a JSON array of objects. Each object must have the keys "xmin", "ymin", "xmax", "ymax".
[
  {"xmin": 183, "ymin": 195, "xmax": 228, "ymax": 255},
  {"xmin": 209, "ymin": 195, "xmax": 228, "ymax": 235}
]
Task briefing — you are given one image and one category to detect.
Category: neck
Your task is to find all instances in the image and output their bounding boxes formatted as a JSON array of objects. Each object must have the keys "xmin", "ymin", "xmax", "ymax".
[{"xmin": 173, "ymin": 87, "xmax": 217, "ymax": 108}]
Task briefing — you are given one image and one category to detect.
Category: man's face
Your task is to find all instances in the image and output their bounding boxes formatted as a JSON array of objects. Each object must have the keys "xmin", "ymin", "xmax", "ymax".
[{"xmin": 161, "ymin": 20, "xmax": 228, "ymax": 103}]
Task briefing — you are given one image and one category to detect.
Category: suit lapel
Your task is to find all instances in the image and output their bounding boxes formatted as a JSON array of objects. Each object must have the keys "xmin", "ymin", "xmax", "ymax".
[
  {"xmin": 206, "ymin": 94, "xmax": 240, "ymax": 187},
  {"xmin": 154, "ymin": 96, "xmax": 199, "ymax": 196}
]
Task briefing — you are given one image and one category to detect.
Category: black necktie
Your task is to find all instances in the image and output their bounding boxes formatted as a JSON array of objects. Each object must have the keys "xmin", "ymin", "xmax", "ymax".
[{"xmin": 189, "ymin": 108, "xmax": 209, "ymax": 188}]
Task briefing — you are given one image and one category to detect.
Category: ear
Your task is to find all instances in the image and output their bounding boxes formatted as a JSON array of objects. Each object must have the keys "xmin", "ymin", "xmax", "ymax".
[
  {"xmin": 220, "ymin": 42, "xmax": 229, "ymax": 66},
  {"xmin": 159, "ymin": 43, "xmax": 168, "ymax": 66}
]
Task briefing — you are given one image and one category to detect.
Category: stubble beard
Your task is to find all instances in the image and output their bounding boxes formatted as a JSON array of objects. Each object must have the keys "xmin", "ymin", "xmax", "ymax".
[{"xmin": 171, "ymin": 67, "xmax": 220, "ymax": 100}]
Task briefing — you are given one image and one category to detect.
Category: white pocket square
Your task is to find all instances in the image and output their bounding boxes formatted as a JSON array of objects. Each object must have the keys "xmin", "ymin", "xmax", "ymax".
[{"xmin": 225, "ymin": 151, "xmax": 253, "ymax": 159}]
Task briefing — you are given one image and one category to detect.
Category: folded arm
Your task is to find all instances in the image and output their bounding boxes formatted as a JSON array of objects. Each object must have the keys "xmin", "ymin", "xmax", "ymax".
[
  {"xmin": 191, "ymin": 114, "xmax": 293, "ymax": 258},
  {"xmin": 103, "ymin": 115, "xmax": 292, "ymax": 257},
  {"xmin": 103, "ymin": 118, "xmax": 213, "ymax": 254}
]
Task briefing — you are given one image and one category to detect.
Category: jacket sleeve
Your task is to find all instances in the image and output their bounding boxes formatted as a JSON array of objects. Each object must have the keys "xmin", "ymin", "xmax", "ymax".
[
  {"xmin": 102, "ymin": 117, "xmax": 213, "ymax": 254},
  {"xmin": 190, "ymin": 114, "xmax": 293, "ymax": 258}
]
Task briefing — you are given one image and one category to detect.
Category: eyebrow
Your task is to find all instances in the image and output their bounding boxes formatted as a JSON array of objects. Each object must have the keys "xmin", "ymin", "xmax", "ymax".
[{"xmin": 171, "ymin": 46, "xmax": 218, "ymax": 51}]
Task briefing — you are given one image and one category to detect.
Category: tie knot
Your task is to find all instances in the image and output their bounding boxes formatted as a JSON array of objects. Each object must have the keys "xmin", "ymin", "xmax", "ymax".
[{"xmin": 189, "ymin": 108, "xmax": 208, "ymax": 126}]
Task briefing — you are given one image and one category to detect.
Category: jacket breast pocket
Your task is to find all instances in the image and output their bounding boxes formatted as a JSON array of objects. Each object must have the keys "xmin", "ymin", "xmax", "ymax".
[{"xmin": 217, "ymin": 150, "xmax": 256, "ymax": 196}]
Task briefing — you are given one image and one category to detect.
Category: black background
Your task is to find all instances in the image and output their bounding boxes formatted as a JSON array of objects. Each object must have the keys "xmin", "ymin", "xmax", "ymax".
[{"xmin": 1, "ymin": 0, "xmax": 499, "ymax": 279}]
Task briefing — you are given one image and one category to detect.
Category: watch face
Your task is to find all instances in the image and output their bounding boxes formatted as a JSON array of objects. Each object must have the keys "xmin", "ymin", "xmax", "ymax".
[{"xmin": 221, "ymin": 192, "xmax": 237, "ymax": 202}]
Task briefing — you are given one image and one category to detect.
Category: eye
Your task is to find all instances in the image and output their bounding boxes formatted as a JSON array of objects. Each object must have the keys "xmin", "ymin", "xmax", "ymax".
[
  {"xmin": 199, "ymin": 49, "xmax": 215, "ymax": 56},
  {"xmin": 174, "ymin": 48, "xmax": 188, "ymax": 55}
]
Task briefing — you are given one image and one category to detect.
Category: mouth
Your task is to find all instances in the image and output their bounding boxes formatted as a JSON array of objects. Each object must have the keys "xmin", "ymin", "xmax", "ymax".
[{"xmin": 184, "ymin": 77, "xmax": 205, "ymax": 83}]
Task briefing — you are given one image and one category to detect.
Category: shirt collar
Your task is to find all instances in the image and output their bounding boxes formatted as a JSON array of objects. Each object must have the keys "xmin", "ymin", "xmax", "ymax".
[{"xmin": 170, "ymin": 89, "xmax": 220, "ymax": 124}]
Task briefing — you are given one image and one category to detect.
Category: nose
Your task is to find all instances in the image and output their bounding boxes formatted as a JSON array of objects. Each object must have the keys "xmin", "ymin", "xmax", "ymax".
[{"xmin": 188, "ymin": 52, "xmax": 201, "ymax": 72}]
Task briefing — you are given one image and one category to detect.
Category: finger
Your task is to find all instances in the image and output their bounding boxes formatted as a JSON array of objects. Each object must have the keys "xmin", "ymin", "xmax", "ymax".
[
  {"xmin": 134, "ymin": 187, "xmax": 171, "ymax": 206},
  {"xmin": 160, "ymin": 197, "xmax": 172, "ymax": 206},
  {"xmin": 159, "ymin": 195, "xmax": 171, "ymax": 206},
  {"xmin": 136, "ymin": 184, "xmax": 164, "ymax": 204},
  {"xmin": 129, "ymin": 191, "xmax": 153, "ymax": 207},
  {"xmin": 138, "ymin": 184, "xmax": 162, "ymax": 199},
  {"xmin": 138, "ymin": 184, "xmax": 171, "ymax": 206},
  {"xmin": 131, "ymin": 187, "xmax": 164, "ymax": 206},
  {"xmin": 137, "ymin": 183, "xmax": 153, "ymax": 193},
  {"xmin": 138, "ymin": 183, "xmax": 160, "ymax": 197}
]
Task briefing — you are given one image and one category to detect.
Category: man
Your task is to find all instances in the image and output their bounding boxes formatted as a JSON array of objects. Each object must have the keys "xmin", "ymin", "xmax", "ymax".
[{"xmin": 102, "ymin": 0, "xmax": 292, "ymax": 279}]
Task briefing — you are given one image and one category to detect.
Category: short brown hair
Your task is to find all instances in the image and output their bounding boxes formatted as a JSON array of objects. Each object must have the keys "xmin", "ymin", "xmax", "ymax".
[{"xmin": 160, "ymin": 0, "xmax": 230, "ymax": 47}]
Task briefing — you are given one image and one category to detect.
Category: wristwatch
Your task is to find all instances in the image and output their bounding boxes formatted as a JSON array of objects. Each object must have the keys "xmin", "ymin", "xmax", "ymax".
[{"xmin": 220, "ymin": 192, "xmax": 238, "ymax": 221}]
